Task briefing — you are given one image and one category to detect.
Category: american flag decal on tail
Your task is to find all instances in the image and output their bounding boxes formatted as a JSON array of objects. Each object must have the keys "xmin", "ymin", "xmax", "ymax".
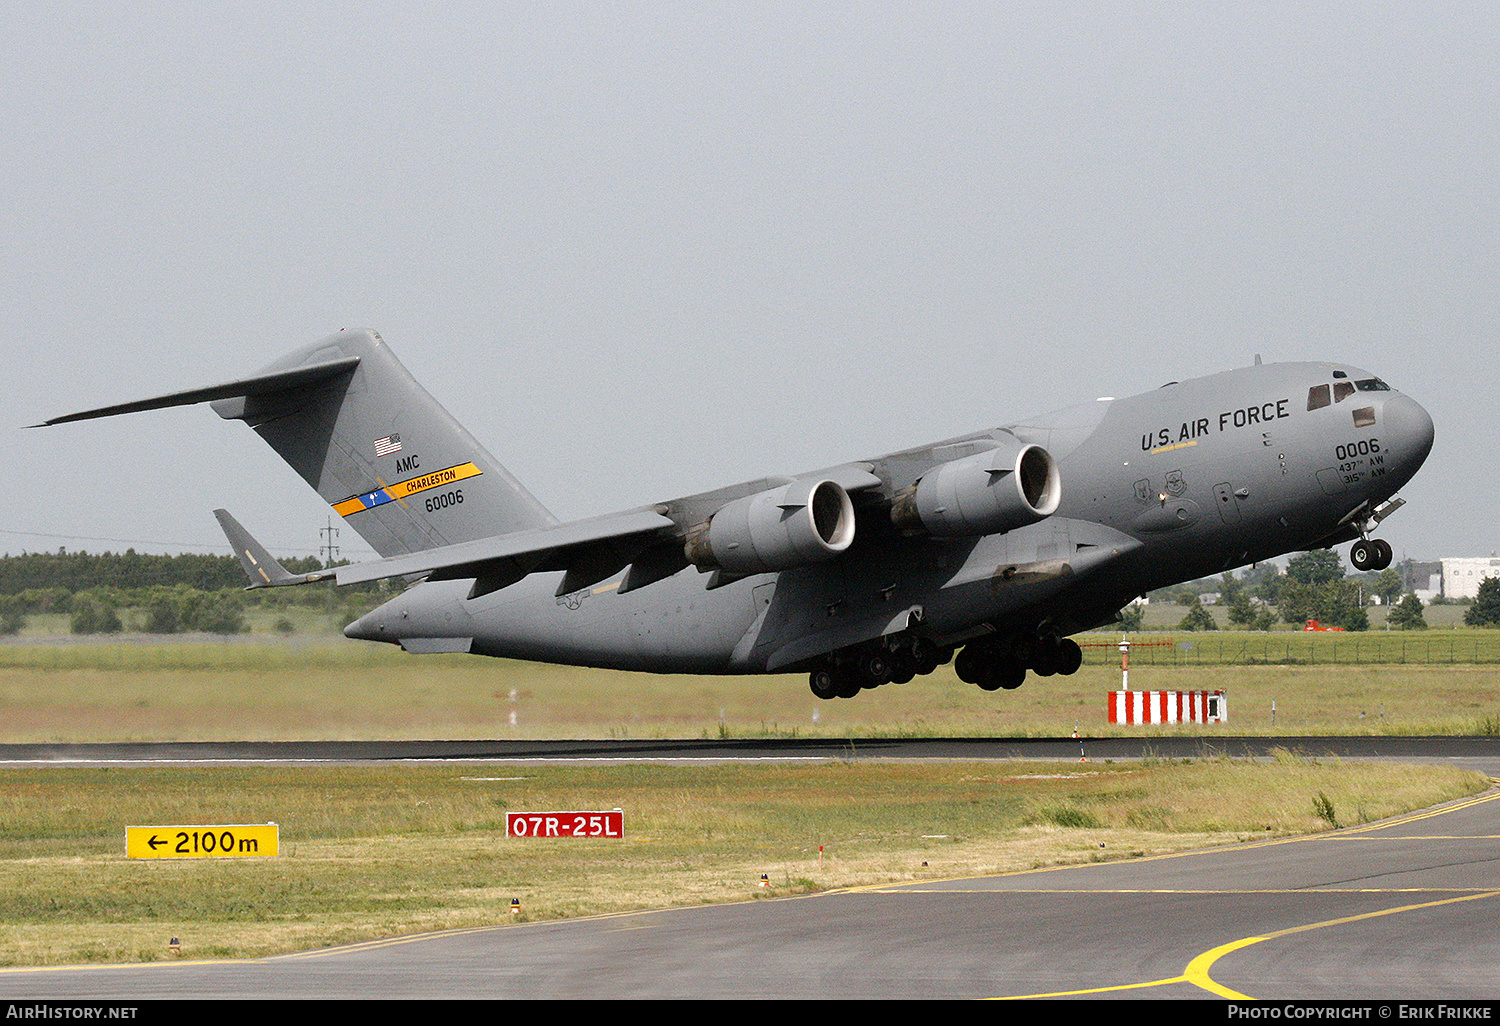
[{"xmin": 373, "ymin": 434, "xmax": 402, "ymax": 457}]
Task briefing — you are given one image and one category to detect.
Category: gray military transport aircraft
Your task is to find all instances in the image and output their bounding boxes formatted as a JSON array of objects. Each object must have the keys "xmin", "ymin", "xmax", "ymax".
[{"xmin": 40, "ymin": 330, "xmax": 1433, "ymax": 699}]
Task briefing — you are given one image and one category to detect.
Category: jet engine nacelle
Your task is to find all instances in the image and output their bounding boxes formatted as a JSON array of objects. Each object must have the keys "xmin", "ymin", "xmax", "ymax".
[
  {"xmin": 686, "ymin": 479, "xmax": 856, "ymax": 574},
  {"xmin": 891, "ymin": 438, "xmax": 1060, "ymax": 537}
]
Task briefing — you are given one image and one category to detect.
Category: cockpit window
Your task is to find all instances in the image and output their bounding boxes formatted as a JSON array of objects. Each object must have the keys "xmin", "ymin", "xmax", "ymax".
[{"xmin": 1311, "ymin": 378, "xmax": 1390, "ymax": 410}]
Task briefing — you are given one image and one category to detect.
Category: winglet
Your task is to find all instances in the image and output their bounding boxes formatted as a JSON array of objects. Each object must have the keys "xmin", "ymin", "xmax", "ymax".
[{"xmin": 213, "ymin": 509, "xmax": 331, "ymax": 589}]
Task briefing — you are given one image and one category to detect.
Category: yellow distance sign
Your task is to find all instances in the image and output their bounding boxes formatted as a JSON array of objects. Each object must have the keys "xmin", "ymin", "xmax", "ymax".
[{"xmin": 126, "ymin": 823, "xmax": 279, "ymax": 860}]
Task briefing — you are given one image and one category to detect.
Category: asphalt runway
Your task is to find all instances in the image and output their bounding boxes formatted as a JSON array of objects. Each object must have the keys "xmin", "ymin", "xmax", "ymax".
[
  {"xmin": 0, "ymin": 737, "xmax": 1497, "ymax": 1000},
  {"xmin": 2, "ymin": 734, "xmax": 1498, "ymax": 766}
]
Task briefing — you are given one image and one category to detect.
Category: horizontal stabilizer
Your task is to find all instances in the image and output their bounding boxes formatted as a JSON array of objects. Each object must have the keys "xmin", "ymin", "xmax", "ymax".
[
  {"xmin": 32, "ymin": 356, "xmax": 361, "ymax": 427},
  {"xmin": 214, "ymin": 508, "xmax": 332, "ymax": 589}
]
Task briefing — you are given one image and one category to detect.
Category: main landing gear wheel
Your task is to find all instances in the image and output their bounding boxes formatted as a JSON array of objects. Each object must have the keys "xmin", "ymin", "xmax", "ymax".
[
  {"xmin": 1053, "ymin": 637, "xmax": 1083, "ymax": 676},
  {"xmin": 976, "ymin": 659, "xmax": 1026, "ymax": 692},
  {"xmin": 834, "ymin": 672, "xmax": 863, "ymax": 699},
  {"xmin": 956, "ymin": 642, "xmax": 1029, "ymax": 692},
  {"xmin": 888, "ymin": 649, "xmax": 917, "ymax": 685},
  {"xmin": 809, "ymin": 667, "xmax": 839, "ymax": 700},
  {"xmin": 1029, "ymin": 636, "xmax": 1081, "ymax": 677},
  {"xmin": 1350, "ymin": 538, "xmax": 1393, "ymax": 571},
  {"xmin": 807, "ymin": 664, "xmax": 864, "ymax": 699}
]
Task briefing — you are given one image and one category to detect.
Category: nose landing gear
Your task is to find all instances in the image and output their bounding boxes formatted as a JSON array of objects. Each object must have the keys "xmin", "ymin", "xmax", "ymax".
[
  {"xmin": 1344, "ymin": 496, "xmax": 1405, "ymax": 572},
  {"xmin": 1350, "ymin": 537, "xmax": 1393, "ymax": 571}
]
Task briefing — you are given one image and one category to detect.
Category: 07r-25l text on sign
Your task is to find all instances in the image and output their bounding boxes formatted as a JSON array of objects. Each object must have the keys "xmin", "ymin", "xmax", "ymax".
[{"xmin": 506, "ymin": 811, "xmax": 624, "ymax": 839}]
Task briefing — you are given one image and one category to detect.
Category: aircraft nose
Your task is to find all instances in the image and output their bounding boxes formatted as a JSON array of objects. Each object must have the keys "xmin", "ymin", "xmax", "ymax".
[
  {"xmin": 344, "ymin": 608, "xmax": 387, "ymax": 642},
  {"xmin": 1383, "ymin": 394, "xmax": 1435, "ymax": 466}
]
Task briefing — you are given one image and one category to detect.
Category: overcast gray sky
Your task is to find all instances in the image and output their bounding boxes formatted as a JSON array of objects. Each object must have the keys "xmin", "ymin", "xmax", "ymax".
[{"xmin": 3, "ymin": 3, "xmax": 1495, "ymax": 566}]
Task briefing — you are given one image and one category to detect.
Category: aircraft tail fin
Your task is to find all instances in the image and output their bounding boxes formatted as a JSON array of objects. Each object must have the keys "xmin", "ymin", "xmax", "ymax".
[{"xmin": 47, "ymin": 330, "xmax": 558, "ymax": 558}]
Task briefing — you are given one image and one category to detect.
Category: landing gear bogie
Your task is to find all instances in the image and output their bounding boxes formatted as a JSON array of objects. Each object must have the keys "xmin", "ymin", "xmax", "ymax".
[
  {"xmin": 808, "ymin": 634, "xmax": 954, "ymax": 699},
  {"xmin": 955, "ymin": 631, "xmax": 1082, "ymax": 694},
  {"xmin": 807, "ymin": 627, "xmax": 1081, "ymax": 701}
]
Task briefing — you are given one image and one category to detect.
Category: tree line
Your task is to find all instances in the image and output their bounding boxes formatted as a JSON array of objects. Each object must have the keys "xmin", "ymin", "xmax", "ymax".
[
  {"xmin": 0, "ymin": 548, "xmax": 333, "ymax": 594},
  {"xmin": 0, "ymin": 549, "xmax": 383, "ymax": 635},
  {"xmin": 1138, "ymin": 549, "xmax": 1500, "ymax": 633}
]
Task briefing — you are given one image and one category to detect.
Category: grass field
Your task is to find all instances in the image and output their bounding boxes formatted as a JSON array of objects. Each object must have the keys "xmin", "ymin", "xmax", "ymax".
[
  {"xmin": 0, "ymin": 757, "xmax": 1485, "ymax": 967},
  {"xmin": 0, "ymin": 634, "xmax": 1494, "ymax": 967},
  {"xmin": 0, "ymin": 633, "xmax": 1497, "ymax": 740}
]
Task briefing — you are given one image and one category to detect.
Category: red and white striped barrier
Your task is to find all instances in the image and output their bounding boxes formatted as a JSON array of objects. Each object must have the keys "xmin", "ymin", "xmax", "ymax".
[{"xmin": 1108, "ymin": 690, "xmax": 1226, "ymax": 724}]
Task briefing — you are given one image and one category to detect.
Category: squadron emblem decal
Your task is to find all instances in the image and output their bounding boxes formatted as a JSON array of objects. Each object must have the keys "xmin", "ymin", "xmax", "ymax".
[{"xmin": 331, "ymin": 461, "xmax": 483, "ymax": 517}]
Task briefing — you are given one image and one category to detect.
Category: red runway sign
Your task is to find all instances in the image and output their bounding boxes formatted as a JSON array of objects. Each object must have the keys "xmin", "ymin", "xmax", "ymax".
[{"xmin": 506, "ymin": 811, "xmax": 624, "ymax": 838}]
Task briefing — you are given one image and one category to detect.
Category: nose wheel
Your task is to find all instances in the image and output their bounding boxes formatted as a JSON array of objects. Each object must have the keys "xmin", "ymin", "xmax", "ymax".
[
  {"xmin": 1343, "ymin": 497, "xmax": 1404, "ymax": 572},
  {"xmin": 1350, "ymin": 537, "xmax": 1393, "ymax": 571}
]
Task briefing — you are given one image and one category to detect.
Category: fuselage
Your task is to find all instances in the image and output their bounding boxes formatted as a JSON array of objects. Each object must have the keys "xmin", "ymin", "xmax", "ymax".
[{"xmin": 346, "ymin": 360, "xmax": 1433, "ymax": 674}]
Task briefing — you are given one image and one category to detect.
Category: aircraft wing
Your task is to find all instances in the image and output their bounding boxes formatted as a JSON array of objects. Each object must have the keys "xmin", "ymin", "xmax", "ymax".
[
  {"xmin": 327, "ymin": 462, "xmax": 887, "ymax": 597},
  {"xmin": 333, "ymin": 508, "xmax": 680, "ymax": 598},
  {"xmin": 329, "ymin": 462, "xmax": 887, "ymax": 599}
]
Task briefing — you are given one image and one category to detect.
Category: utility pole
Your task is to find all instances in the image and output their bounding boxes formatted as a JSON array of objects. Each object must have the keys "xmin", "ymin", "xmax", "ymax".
[{"xmin": 319, "ymin": 516, "xmax": 340, "ymax": 568}]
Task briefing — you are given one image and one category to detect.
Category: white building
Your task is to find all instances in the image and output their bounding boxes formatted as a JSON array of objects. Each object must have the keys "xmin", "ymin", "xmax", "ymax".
[{"xmin": 1441, "ymin": 557, "xmax": 1500, "ymax": 600}]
